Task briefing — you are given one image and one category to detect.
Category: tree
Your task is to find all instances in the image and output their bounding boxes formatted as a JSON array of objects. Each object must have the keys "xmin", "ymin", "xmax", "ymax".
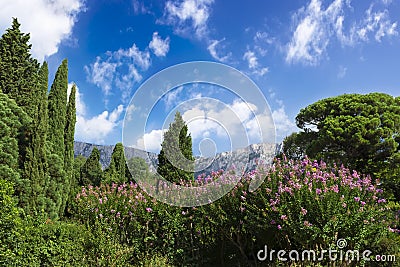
[
  {"xmin": 0, "ymin": 92, "xmax": 30, "ymax": 202},
  {"xmin": 80, "ymin": 147, "xmax": 103, "ymax": 187},
  {"xmin": 157, "ymin": 112, "xmax": 194, "ymax": 184},
  {"xmin": 287, "ymin": 93, "xmax": 400, "ymax": 199},
  {"xmin": 0, "ymin": 18, "xmax": 39, "ymax": 115},
  {"xmin": 61, "ymin": 84, "xmax": 76, "ymax": 215},
  {"xmin": 104, "ymin": 143, "xmax": 132, "ymax": 184},
  {"xmin": 127, "ymin": 157, "xmax": 150, "ymax": 182},
  {"xmin": 0, "ymin": 18, "xmax": 48, "ymax": 215},
  {"xmin": 46, "ymin": 59, "xmax": 69, "ymax": 219}
]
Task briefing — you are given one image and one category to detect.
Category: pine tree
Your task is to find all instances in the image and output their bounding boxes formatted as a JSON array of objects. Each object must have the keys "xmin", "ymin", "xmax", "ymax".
[
  {"xmin": 157, "ymin": 112, "xmax": 194, "ymax": 184},
  {"xmin": 60, "ymin": 84, "xmax": 76, "ymax": 215},
  {"xmin": 104, "ymin": 143, "xmax": 132, "ymax": 184},
  {"xmin": 80, "ymin": 147, "xmax": 103, "ymax": 187},
  {"xmin": 46, "ymin": 59, "xmax": 68, "ymax": 219}
]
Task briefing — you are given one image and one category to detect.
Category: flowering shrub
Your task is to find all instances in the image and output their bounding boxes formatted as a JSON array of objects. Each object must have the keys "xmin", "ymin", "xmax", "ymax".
[
  {"xmin": 74, "ymin": 157, "xmax": 400, "ymax": 266},
  {"xmin": 247, "ymin": 156, "xmax": 400, "ymax": 259}
]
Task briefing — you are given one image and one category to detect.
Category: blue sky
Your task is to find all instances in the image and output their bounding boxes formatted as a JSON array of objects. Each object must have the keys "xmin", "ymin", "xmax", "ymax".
[{"xmin": 1, "ymin": 0, "xmax": 399, "ymax": 155}]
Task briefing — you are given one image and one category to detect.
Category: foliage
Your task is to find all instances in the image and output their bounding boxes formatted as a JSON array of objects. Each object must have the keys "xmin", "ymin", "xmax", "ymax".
[
  {"xmin": 285, "ymin": 93, "xmax": 400, "ymax": 200},
  {"xmin": 126, "ymin": 157, "xmax": 150, "ymax": 183},
  {"xmin": 0, "ymin": 92, "xmax": 31, "ymax": 206},
  {"xmin": 157, "ymin": 111, "xmax": 195, "ymax": 184},
  {"xmin": 104, "ymin": 143, "xmax": 133, "ymax": 184},
  {"xmin": 247, "ymin": 156, "xmax": 400, "ymax": 264},
  {"xmin": 80, "ymin": 147, "xmax": 103, "ymax": 187}
]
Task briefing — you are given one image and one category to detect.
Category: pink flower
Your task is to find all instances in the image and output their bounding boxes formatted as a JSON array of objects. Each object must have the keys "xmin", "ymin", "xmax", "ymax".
[
  {"xmin": 361, "ymin": 201, "xmax": 366, "ymax": 206},
  {"xmin": 354, "ymin": 197, "xmax": 360, "ymax": 202},
  {"xmin": 304, "ymin": 221, "xmax": 312, "ymax": 227},
  {"xmin": 146, "ymin": 207, "xmax": 153, "ymax": 213},
  {"xmin": 281, "ymin": 215, "xmax": 287, "ymax": 221},
  {"xmin": 301, "ymin": 207, "xmax": 307, "ymax": 216},
  {"xmin": 316, "ymin": 188, "xmax": 322, "ymax": 195},
  {"xmin": 277, "ymin": 225, "xmax": 282, "ymax": 230}
]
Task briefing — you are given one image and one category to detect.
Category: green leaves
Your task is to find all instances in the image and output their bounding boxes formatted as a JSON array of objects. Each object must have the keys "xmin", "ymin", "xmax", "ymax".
[{"xmin": 286, "ymin": 93, "xmax": 400, "ymax": 200}]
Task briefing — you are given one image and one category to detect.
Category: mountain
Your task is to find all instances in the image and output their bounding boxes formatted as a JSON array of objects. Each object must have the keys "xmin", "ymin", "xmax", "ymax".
[{"xmin": 74, "ymin": 141, "xmax": 282, "ymax": 177}]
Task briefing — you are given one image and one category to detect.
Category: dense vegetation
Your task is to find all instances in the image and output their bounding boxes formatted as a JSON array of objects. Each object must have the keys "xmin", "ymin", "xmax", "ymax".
[{"xmin": 0, "ymin": 19, "xmax": 399, "ymax": 266}]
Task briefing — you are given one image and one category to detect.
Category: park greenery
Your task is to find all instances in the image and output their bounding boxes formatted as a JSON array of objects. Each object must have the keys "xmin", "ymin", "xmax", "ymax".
[{"xmin": 0, "ymin": 18, "xmax": 399, "ymax": 266}]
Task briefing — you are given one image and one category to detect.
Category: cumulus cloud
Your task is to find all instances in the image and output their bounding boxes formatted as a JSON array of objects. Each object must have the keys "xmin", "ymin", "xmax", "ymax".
[
  {"xmin": 286, "ymin": 0, "xmax": 398, "ymax": 65},
  {"xmin": 149, "ymin": 32, "xmax": 170, "ymax": 57},
  {"xmin": 0, "ymin": 0, "xmax": 85, "ymax": 61},
  {"xmin": 207, "ymin": 39, "xmax": 231, "ymax": 63},
  {"xmin": 163, "ymin": 0, "xmax": 214, "ymax": 39},
  {"xmin": 85, "ymin": 44, "xmax": 151, "ymax": 102},
  {"xmin": 67, "ymin": 83, "xmax": 124, "ymax": 144},
  {"xmin": 136, "ymin": 129, "xmax": 166, "ymax": 152},
  {"xmin": 243, "ymin": 50, "xmax": 269, "ymax": 76}
]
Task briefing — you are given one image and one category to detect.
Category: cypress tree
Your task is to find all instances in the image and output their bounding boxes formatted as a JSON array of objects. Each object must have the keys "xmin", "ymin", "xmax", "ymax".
[
  {"xmin": 60, "ymin": 84, "xmax": 76, "ymax": 216},
  {"xmin": 0, "ymin": 18, "xmax": 39, "ymax": 115},
  {"xmin": 46, "ymin": 59, "xmax": 68, "ymax": 219},
  {"xmin": 157, "ymin": 112, "xmax": 194, "ymax": 184},
  {"xmin": 0, "ymin": 18, "xmax": 49, "ymax": 214},
  {"xmin": 0, "ymin": 92, "xmax": 30, "ymax": 197},
  {"xmin": 80, "ymin": 147, "xmax": 103, "ymax": 187},
  {"xmin": 104, "ymin": 143, "xmax": 132, "ymax": 184}
]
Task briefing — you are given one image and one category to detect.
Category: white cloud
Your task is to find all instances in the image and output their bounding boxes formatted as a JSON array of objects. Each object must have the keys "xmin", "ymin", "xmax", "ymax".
[
  {"xmin": 149, "ymin": 32, "xmax": 170, "ymax": 57},
  {"xmin": 243, "ymin": 50, "xmax": 269, "ymax": 76},
  {"xmin": 286, "ymin": 0, "xmax": 343, "ymax": 65},
  {"xmin": 286, "ymin": 0, "xmax": 398, "ymax": 65},
  {"xmin": 163, "ymin": 0, "xmax": 214, "ymax": 39},
  {"xmin": 337, "ymin": 65, "xmax": 347, "ymax": 78},
  {"xmin": 67, "ymin": 83, "xmax": 124, "ymax": 144},
  {"xmin": 132, "ymin": 0, "xmax": 150, "ymax": 14},
  {"xmin": 136, "ymin": 129, "xmax": 166, "ymax": 152},
  {"xmin": 207, "ymin": 39, "xmax": 231, "ymax": 63},
  {"xmin": 85, "ymin": 44, "xmax": 151, "ymax": 102},
  {"xmin": 75, "ymin": 104, "xmax": 124, "ymax": 145},
  {"xmin": 84, "ymin": 57, "xmax": 118, "ymax": 96},
  {"xmin": 164, "ymin": 86, "xmax": 183, "ymax": 110},
  {"xmin": 0, "ymin": 0, "xmax": 85, "ymax": 61}
]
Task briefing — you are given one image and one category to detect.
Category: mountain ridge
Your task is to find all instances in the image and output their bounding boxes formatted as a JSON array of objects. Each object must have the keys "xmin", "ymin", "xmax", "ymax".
[{"xmin": 74, "ymin": 141, "xmax": 282, "ymax": 177}]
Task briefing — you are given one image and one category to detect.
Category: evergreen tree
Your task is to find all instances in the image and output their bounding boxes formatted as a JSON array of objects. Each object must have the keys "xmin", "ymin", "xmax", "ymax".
[
  {"xmin": 0, "ymin": 92, "xmax": 30, "ymax": 199},
  {"xmin": 60, "ymin": 84, "xmax": 76, "ymax": 215},
  {"xmin": 46, "ymin": 59, "xmax": 68, "ymax": 219},
  {"xmin": 157, "ymin": 112, "xmax": 194, "ymax": 184},
  {"xmin": 0, "ymin": 18, "xmax": 48, "ymax": 214},
  {"xmin": 104, "ymin": 143, "xmax": 132, "ymax": 184},
  {"xmin": 80, "ymin": 147, "xmax": 103, "ymax": 187},
  {"xmin": 0, "ymin": 18, "xmax": 39, "ymax": 115}
]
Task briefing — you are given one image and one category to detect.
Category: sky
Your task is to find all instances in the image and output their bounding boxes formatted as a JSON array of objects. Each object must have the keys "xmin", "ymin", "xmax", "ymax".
[{"xmin": 1, "ymin": 0, "xmax": 399, "ymax": 155}]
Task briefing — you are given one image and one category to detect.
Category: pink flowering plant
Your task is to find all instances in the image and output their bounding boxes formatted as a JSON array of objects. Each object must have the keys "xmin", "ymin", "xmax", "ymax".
[{"xmin": 247, "ymin": 156, "xmax": 399, "ymax": 257}]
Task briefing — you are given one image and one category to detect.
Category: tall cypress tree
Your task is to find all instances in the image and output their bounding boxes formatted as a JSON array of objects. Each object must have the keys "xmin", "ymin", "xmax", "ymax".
[
  {"xmin": 46, "ymin": 59, "xmax": 68, "ymax": 219},
  {"xmin": 60, "ymin": 84, "xmax": 76, "ymax": 216},
  {"xmin": 104, "ymin": 143, "xmax": 132, "ymax": 184},
  {"xmin": 0, "ymin": 18, "xmax": 48, "ymax": 214},
  {"xmin": 157, "ymin": 112, "xmax": 194, "ymax": 184},
  {"xmin": 0, "ymin": 92, "xmax": 30, "ymax": 200},
  {"xmin": 0, "ymin": 18, "xmax": 39, "ymax": 115},
  {"xmin": 80, "ymin": 147, "xmax": 103, "ymax": 187}
]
